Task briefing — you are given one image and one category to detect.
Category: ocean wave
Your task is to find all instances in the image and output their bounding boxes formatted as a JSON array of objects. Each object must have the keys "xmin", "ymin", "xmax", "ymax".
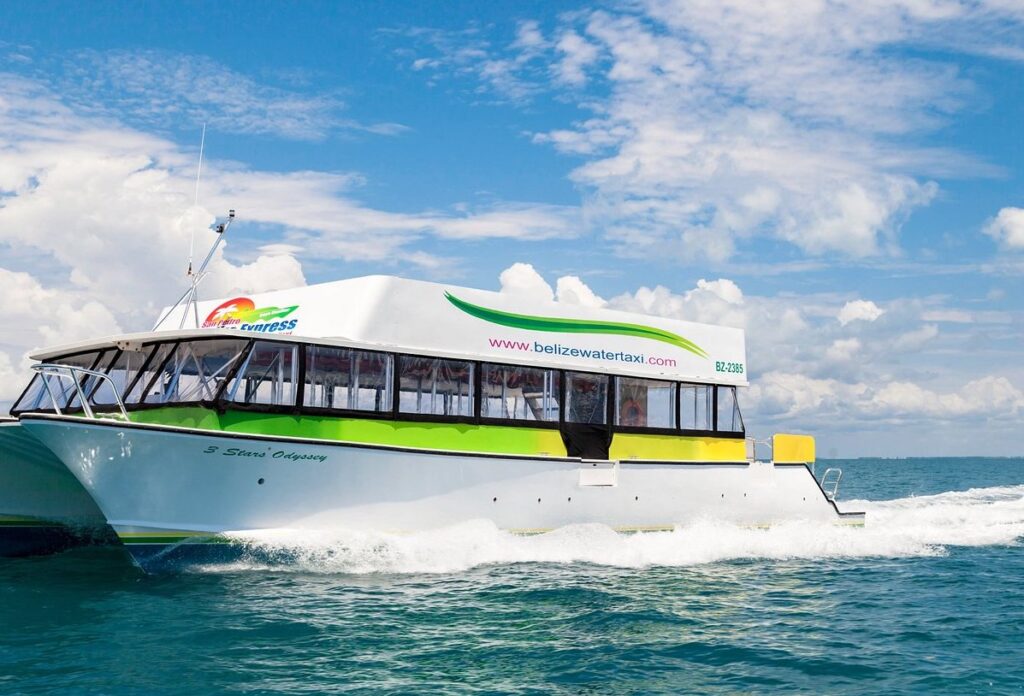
[{"xmin": 219, "ymin": 484, "xmax": 1024, "ymax": 574}]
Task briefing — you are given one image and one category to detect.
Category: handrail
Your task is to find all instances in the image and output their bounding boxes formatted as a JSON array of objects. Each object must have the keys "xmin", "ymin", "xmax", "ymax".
[
  {"xmin": 820, "ymin": 467, "xmax": 843, "ymax": 500},
  {"xmin": 31, "ymin": 364, "xmax": 129, "ymax": 421}
]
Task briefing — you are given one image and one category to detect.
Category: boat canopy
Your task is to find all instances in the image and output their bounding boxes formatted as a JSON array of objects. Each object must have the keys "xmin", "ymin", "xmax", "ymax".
[{"xmin": 39, "ymin": 276, "xmax": 749, "ymax": 385}]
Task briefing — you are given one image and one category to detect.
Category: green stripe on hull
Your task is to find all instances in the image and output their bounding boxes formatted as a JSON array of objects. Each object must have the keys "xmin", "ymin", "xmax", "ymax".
[
  {"xmin": 117, "ymin": 532, "xmax": 230, "ymax": 545},
  {"xmin": 131, "ymin": 408, "xmax": 569, "ymax": 457},
  {"xmin": 0, "ymin": 519, "xmax": 64, "ymax": 528},
  {"xmin": 129, "ymin": 407, "xmax": 747, "ymax": 460}
]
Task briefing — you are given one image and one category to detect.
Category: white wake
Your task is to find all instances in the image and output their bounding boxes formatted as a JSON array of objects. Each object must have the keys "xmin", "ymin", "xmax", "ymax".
[{"xmin": 222, "ymin": 484, "xmax": 1024, "ymax": 574}]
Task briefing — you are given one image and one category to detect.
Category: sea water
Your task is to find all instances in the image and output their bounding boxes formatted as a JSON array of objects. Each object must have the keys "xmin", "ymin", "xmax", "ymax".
[{"xmin": 1, "ymin": 457, "xmax": 1023, "ymax": 694}]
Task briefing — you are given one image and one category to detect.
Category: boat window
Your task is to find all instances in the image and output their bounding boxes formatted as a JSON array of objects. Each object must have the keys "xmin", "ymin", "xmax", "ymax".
[
  {"xmin": 615, "ymin": 377, "xmax": 676, "ymax": 429},
  {"xmin": 10, "ymin": 374, "xmax": 48, "ymax": 414},
  {"xmin": 303, "ymin": 346, "xmax": 393, "ymax": 412},
  {"xmin": 225, "ymin": 341, "xmax": 300, "ymax": 408},
  {"xmin": 143, "ymin": 340, "xmax": 250, "ymax": 404},
  {"xmin": 481, "ymin": 364, "xmax": 560, "ymax": 422},
  {"xmin": 716, "ymin": 386, "xmax": 744, "ymax": 433},
  {"xmin": 397, "ymin": 356, "xmax": 474, "ymax": 418},
  {"xmin": 52, "ymin": 351, "xmax": 110, "ymax": 411},
  {"xmin": 565, "ymin": 372, "xmax": 609, "ymax": 425},
  {"xmin": 125, "ymin": 343, "xmax": 178, "ymax": 404},
  {"xmin": 10, "ymin": 350, "xmax": 108, "ymax": 414},
  {"xmin": 90, "ymin": 345, "xmax": 156, "ymax": 406},
  {"xmin": 680, "ymin": 383, "xmax": 713, "ymax": 431}
]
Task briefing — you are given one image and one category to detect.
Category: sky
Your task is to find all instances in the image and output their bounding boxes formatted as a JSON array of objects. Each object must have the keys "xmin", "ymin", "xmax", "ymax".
[{"xmin": 0, "ymin": 0, "xmax": 1022, "ymax": 456}]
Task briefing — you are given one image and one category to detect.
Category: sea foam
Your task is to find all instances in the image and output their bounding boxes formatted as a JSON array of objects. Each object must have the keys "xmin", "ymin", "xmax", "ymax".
[{"xmin": 221, "ymin": 484, "xmax": 1024, "ymax": 574}]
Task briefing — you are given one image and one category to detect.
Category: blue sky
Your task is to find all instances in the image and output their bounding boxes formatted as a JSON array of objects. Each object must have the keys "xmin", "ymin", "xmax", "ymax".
[{"xmin": 1, "ymin": 0, "xmax": 1022, "ymax": 455}]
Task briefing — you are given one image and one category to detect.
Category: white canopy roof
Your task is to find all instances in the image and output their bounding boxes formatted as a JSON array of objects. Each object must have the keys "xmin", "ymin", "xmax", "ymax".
[
  {"xmin": 164, "ymin": 275, "xmax": 748, "ymax": 385},
  {"xmin": 40, "ymin": 276, "xmax": 749, "ymax": 385}
]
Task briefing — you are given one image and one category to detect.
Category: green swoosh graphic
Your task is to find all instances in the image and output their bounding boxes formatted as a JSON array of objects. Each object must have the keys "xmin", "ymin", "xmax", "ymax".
[{"xmin": 445, "ymin": 292, "xmax": 708, "ymax": 359}]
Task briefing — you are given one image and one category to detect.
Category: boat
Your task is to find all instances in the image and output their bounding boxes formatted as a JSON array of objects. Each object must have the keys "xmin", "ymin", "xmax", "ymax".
[
  {"xmin": 0, "ymin": 417, "xmax": 110, "ymax": 556},
  {"xmin": 14, "ymin": 275, "xmax": 864, "ymax": 571}
]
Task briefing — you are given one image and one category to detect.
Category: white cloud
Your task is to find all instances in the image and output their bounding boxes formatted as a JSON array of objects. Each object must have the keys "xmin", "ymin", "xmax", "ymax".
[
  {"xmin": 498, "ymin": 262, "xmax": 554, "ymax": 302},
  {"xmin": 556, "ymin": 276, "xmax": 606, "ymax": 308},
  {"xmin": 891, "ymin": 324, "xmax": 939, "ymax": 351},
  {"xmin": 984, "ymin": 206, "xmax": 1024, "ymax": 249},
  {"xmin": 417, "ymin": 1, "xmax": 1024, "ymax": 261},
  {"xmin": 57, "ymin": 50, "xmax": 407, "ymax": 140},
  {"xmin": 0, "ymin": 75, "xmax": 577, "ymax": 406},
  {"xmin": 826, "ymin": 338, "xmax": 862, "ymax": 362},
  {"xmin": 0, "ymin": 267, "xmax": 122, "ymax": 359},
  {"xmin": 922, "ymin": 309, "xmax": 973, "ymax": 323},
  {"xmin": 493, "ymin": 265, "xmax": 1023, "ymax": 443},
  {"xmin": 554, "ymin": 31, "xmax": 600, "ymax": 86},
  {"xmin": 838, "ymin": 300, "xmax": 885, "ymax": 326},
  {"xmin": 748, "ymin": 372, "xmax": 1024, "ymax": 422}
]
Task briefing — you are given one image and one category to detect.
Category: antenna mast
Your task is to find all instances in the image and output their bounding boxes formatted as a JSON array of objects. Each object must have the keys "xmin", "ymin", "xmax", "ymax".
[
  {"xmin": 153, "ymin": 210, "xmax": 236, "ymax": 330},
  {"xmin": 187, "ymin": 123, "xmax": 206, "ymax": 279},
  {"xmin": 152, "ymin": 127, "xmax": 237, "ymax": 331}
]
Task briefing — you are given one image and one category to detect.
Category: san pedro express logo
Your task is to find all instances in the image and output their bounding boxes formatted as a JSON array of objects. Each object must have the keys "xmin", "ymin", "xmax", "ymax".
[{"xmin": 202, "ymin": 297, "xmax": 300, "ymax": 333}]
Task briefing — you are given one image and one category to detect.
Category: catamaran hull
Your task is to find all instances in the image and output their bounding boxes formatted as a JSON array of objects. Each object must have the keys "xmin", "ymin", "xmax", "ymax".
[
  {"xmin": 0, "ymin": 419, "xmax": 111, "ymax": 556},
  {"xmin": 21, "ymin": 415, "xmax": 862, "ymax": 571}
]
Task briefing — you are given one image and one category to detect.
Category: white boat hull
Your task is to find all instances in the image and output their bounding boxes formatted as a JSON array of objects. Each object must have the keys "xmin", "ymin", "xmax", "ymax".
[
  {"xmin": 0, "ymin": 419, "xmax": 109, "ymax": 556},
  {"xmin": 21, "ymin": 414, "xmax": 862, "ymax": 570}
]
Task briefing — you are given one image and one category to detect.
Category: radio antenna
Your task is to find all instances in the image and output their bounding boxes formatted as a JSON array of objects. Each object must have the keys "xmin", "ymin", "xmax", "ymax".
[
  {"xmin": 153, "ymin": 209, "xmax": 236, "ymax": 331},
  {"xmin": 187, "ymin": 123, "xmax": 207, "ymax": 278}
]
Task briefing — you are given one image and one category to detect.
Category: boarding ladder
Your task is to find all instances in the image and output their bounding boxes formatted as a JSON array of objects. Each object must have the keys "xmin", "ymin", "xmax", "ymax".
[
  {"xmin": 820, "ymin": 468, "xmax": 843, "ymax": 501},
  {"xmin": 32, "ymin": 363, "xmax": 129, "ymax": 421}
]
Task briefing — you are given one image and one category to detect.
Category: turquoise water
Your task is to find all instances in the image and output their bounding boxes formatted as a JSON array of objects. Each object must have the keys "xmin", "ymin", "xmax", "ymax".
[{"xmin": 2, "ymin": 458, "xmax": 1024, "ymax": 694}]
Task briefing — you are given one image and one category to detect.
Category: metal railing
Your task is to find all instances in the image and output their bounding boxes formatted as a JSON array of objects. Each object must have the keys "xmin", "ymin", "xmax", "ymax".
[
  {"xmin": 820, "ymin": 467, "xmax": 843, "ymax": 500},
  {"xmin": 31, "ymin": 363, "xmax": 129, "ymax": 421}
]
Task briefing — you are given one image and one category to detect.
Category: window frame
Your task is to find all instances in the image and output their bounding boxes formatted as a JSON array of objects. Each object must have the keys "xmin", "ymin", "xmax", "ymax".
[
  {"xmin": 297, "ymin": 344, "xmax": 395, "ymax": 418},
  {"xmin": 675, "ymin": 380, "xmax": 726, "ymax": 438},
  {"xmin": 477, "ymin": 361, "xmax": 562, "ymax": 430},
  {"xmin": 393, "ymin": 354, "xmax": 478, "ymax": 424},
  {"xmin": 562, "ymin": 370, "xmax": 612, "ymax": 427},
  {"xmin": 611, "ymin": 375, "xmax": 680, "ymax": 436},
  {"xmin": 8, "ymin": 332, "xmax": 746, "ymax": 440},
  {"xmin": 131, "ymin": 337, "xmax": 254, "ymax": 409}
]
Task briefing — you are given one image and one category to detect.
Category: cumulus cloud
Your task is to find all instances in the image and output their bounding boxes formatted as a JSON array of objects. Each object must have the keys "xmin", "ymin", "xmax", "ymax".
[
  {"xmin": 984, "ymin": 207, "xmax": 1024, "ymax": 249},
  {"xmin": 837, "ymin": 300, "xmax": 886, "ymax": 326},
  {"xmin": 748, "ymin": 372, "xmax": 1024, "ymax": 422},
  {"xmin": 0, "ymin": 267, "xmax": 122, "ymax": 396},
  {"xmin": 498, "ymin": 263, "xmax": 554, "ymax": 302},
  {"xmin": 555, "ymin": 275, "xmax": 606, "ymax": 308},
  {"xmin": 493, "ymin": 263, "xmax": 1024, "ymax": 442},
  {"xmin": 412, "ymin": 1, "xmax": 1023, "ymax": 262},
  {"xmin": 0, "ymin": 73, "xmax": 577, "ymax": 405},
  {"xmin": 826, "ymin": 338, "xmax": 862, "ymax": 362}
]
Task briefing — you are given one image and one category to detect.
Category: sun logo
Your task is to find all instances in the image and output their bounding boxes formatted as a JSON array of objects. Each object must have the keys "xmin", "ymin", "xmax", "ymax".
[{"xmin": 202, "ymin": 298, "xmax": 257, "ymax": 327}]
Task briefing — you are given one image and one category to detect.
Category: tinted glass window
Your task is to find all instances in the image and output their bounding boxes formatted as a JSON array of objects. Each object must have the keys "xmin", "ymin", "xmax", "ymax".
[
  {"xmin": 303, "ymin": 346, "xmax": 392, "ymax": 412},
  {"xmin": 11, "ymin": 374, "xmax": 47, "ymax": 414},
  {"xmin": 716, "ymin": 386, "xmax": 744, "ymax": 433},
  {"xmin": 225, "ymin": 342, "xmax": 299, "ymax": 407},
  {"xmin": 397, "ymin": 357, "xmax": 474, "ymax": 417},
  {"xmin": 126, "ymin": 343, "xmax": 177, "ymax": 404},
  {"xmin": 90, "ymin": 345, "xmax": 155, "ymax": 406},
  {"xmin": 144, "ymin": 340, "xmax": 249, "ymax": 404},
  {"xmin": 47, "ymin": 351, "xmax": 107, "ymax": 411},
  {"xmin": 12, "ymin": 351, "xmax": 110, "ymax": 413},
  {"xmin": 615, "ymin": 377, "xmax": 676, "ymax": 429},
  {"xmin": 481, "ymin": 364, "xmax": 560, "ymax": 422},
  {"xmin": 565, "ymin": 372, "xmax": 608, "ymax": 425},
  {"xmin": 680, "ymin": 384, "xmax": 713, "ymax": 431}
]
